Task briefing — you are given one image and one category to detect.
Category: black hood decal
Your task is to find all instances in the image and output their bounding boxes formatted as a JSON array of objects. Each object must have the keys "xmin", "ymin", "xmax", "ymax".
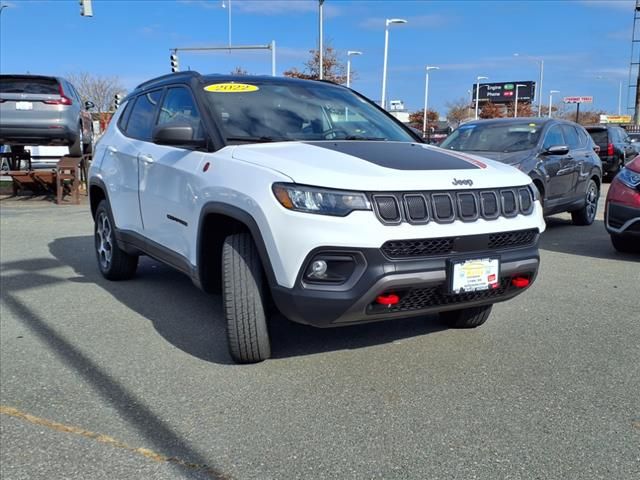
[{"xmin": 303, "ymin": 141, "xmax": 483, "ymax": 171}]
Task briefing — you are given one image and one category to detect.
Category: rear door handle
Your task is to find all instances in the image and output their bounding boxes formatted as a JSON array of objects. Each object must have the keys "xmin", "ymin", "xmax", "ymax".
[{"xmin": 138, "ymin": 153, "xmax": 154, "ymax": 164}]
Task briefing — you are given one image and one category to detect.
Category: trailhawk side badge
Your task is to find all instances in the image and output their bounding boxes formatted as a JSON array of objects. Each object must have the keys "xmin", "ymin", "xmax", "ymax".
[{"xmin": 204, "ymin": 83, "xmax": 259, "ymax": 93}]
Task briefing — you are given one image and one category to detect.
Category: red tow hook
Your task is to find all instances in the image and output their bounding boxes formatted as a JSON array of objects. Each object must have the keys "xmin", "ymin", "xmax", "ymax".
[
  {"xmin": 376, "ymin": 293, "xmax": 400, "ymax": 306},
  {"xmin": 511, "ymin": 276, "xmax": 530, "ymax": 288}
]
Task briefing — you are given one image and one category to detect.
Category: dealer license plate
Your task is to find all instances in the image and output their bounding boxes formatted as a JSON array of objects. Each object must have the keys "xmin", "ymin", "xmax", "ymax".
[
  {"xmin": 16, "ymin": 102, "xmax": 33, "ymax": 110},
  {"xmin": 450, "ymin": 258, "xmax": 500, "ymax": 294}
]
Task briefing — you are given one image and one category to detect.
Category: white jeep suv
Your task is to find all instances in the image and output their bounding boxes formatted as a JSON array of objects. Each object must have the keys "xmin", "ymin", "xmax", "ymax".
[{"xmin": 89, "ymin": 72, "xmax": 545, "ymax": 363}]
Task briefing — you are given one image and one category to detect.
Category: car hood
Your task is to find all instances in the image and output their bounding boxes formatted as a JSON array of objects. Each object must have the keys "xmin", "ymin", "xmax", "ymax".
[
  {"xmin": 460, "ymin": 149, "xmax": 535, "ymax": 165},
  {"xmin": 230, "ymin": 141, "xmax": 532, "ymax": 191}
]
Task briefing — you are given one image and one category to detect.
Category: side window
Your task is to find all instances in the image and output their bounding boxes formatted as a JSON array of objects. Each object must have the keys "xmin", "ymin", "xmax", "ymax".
[
  {"xmin": 560, "ymin": 125, "xmax": 580, "ymax": 150},
  {"xmin": 577, "ymin": 127, "xmax": 591, "ymax": 147},
  {"xmin": 125, "ymin": 90, "xmax": 163, "ymax": 141},
  {"xmin": 156, "ymin": 87, "xmax": 203, "ymax": 139},
  {"xmin": 543, "ymin": 125, "xmax": 565, "ymax": 149}
]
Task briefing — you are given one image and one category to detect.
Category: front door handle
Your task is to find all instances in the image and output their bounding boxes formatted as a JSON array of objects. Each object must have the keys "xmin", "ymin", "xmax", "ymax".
[
  {"xmin": 107, "ymin": 146, "xmax": 117, "ymax": 154},
  {"xmin": 138, "ymin": 153, "xmax": 154, "ymax": 164}
]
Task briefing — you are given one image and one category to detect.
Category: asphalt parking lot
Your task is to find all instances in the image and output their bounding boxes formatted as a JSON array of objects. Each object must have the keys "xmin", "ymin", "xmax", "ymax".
[{"xmin": 0, "ymin": 186, "xmax": 638, "ymax": 480}]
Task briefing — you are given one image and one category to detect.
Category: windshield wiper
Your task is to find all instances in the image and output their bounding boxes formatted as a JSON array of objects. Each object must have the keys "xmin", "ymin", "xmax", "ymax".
[
  {"xmin": 343, "ymin": 136, "xmax": 386, "ymax": 141},
  {"xmin": 226, "ymin": 136, "xmax": 290, "ymax": 143}
]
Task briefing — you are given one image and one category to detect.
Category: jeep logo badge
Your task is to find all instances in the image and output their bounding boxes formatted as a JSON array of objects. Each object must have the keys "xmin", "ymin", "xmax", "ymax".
[{"xmin": 452, "ymin": 178, "xmax": 473, "ymax": 186}]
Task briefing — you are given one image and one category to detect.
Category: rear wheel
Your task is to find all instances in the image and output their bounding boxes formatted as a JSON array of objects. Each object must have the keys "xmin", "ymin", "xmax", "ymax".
[
  {"xmin": 611, "ymin": 234, "xmax": 639, "ymax": 253},
  {"xmin": 571, "ymin": 179, "xmax": 599, "ymax": 226},
  {"xmin": 222, "ymin": 233, "xmax": 271, "ymax": 363},
  {"xmin": 94, "ymin": 200, "xmax": 138, "ymax": 280},
  {"xmin": 69, "ymin": 124, "xmax": 83, "ymax": 156},
  {"xmin": 441, "ymin": 305, "xmax": 493, "ymax": 328}
]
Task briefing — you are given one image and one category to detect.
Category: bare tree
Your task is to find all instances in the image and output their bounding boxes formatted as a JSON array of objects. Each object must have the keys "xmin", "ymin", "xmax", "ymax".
[
  {"xmin": 283, "ymin": 43, "xmax": 349, "ymax": 84},
  {"xmin": 505, "ymin": 101, "xmax": 534, "ymax": 117},
  {"xmin": 446, "ymin": 98, "xmax": 471, "ymax": 127},
  {"xmin": 66, "ymin": 72, "xmax": 125, "ymax": 114}
]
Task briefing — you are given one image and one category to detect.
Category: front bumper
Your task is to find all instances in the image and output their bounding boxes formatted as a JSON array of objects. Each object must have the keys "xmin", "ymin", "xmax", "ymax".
[
  {"xmin": 605, "ymin": 202, "xmax": 640, "ymax": 237},
  {"xmin": 271, "ymin": 243, "xmax": 540, "ymax": 327}
]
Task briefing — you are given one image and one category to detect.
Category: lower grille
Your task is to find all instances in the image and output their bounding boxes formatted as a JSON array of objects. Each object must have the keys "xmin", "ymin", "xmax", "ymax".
[
  {"xmin": 381, "ymin": 229, "xmax": 538, "ymax": 259},
  {"xmin": 369, "ymin": 279, "xmax": 511, "ymax": 314}
]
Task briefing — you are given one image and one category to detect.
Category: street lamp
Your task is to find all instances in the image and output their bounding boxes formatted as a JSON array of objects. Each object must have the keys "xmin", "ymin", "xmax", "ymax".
[
  {"xmin": 514, "ymin": 84, "xmax": 527, "ymax": 117},
  {"xmin": 346, "ymin": 51, "xmax": 362, "ymax": 88},
  {"xmin": 221, "ymin": 0, "xmax": 232, "ymax": 46},
  {"xmin": 475, "ymin": 75, "xmax": 488, "ymax": 120},
  {"xmin": 548, "ymin": 90, "xmax": 560, "ymax": 118},
  {"xmin": 596, "ymin": 76, "xmax": 623, "ymax": 115},
  {"xmin": 423, "ymin": 66, "xmax": 439, "ymax": 138},
  {"xmin": 514, "ymin": 53, "xmax": 544, "ymax": 116},
  {"xmin": 318, "ymin": 0, "xmax": 324, "ymax": 80},
  {"xmin": 380, "ymin": 18, "xmax": 407, "ymax": 109}
]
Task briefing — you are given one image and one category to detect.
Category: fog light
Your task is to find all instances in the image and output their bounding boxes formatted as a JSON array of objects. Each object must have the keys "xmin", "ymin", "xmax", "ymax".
[{"xmin": 309, "ymin": 260, "xmax": 328, "ymax": 279}]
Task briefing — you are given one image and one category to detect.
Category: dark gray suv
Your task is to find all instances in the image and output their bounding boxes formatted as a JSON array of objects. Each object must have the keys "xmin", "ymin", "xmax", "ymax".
[
  {"xmin": 440, "ymin": 118, "xmax": 602, "ymax": 225},
  {"xmin": 0, "ymin": 74, "xmax": 94, "ymax": 156}
]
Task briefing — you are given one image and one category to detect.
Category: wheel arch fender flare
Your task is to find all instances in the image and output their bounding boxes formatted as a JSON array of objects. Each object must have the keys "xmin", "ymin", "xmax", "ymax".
[{"xmin": 196, "ymin": 202, "xmax": 278, "ymax": 289}]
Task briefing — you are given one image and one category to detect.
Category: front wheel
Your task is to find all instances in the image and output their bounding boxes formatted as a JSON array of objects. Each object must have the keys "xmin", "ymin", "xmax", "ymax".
[
  {"xmin": 441, "ymin": 305, "xmax": 493, "ymax": 328},
  {"xmin": 571, "ymin": 179, "xmax": 599, "ymax": 226},
  {"xmin": 222, "ymin": 233, "xmax": 271, "ymax": 363},
  {"xmin": 94, "ymin": 200, "xmax": 138, "ymax": 280}
]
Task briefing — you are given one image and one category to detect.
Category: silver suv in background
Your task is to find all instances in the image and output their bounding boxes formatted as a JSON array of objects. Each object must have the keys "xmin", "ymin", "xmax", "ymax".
[{"xmin": 0, "ymin": 74, "xmax": 94, "ymax": 156}]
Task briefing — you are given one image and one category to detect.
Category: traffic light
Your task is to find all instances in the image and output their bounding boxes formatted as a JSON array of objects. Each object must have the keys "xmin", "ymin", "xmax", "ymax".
[
  {"xmin": 79, "ymin": 0, "xmax": 93, "ymax": 17},
  {"xmin": 170, "ymin": 54, "xmax": 179, "ymax": 73},
  {"xmin": 113, "ymin": 93, "xmax": 122, "ymax": 110}
]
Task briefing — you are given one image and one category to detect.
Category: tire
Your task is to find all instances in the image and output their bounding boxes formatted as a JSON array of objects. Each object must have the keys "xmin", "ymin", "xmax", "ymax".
[
  {"xmin": 222, "ymin": 233, "xmax": 271, "ymax": 363},
  {"xmin": 94, "ymin": 200, "xmax": 138, "ymax": 280},
  {"xmin": 611, "ymin": 234, "xmax": 640, "ymax": 253},
  {"xmin": 571, "ymin": 178, "xmax": 599, "ymax": 226},
  {"xmin": 441, "ymin": 305, "xmax": 493, "ymax": 329},
  {"xmin": 69, "ymin": 124, "xmax": 83, "ymax": 156}
]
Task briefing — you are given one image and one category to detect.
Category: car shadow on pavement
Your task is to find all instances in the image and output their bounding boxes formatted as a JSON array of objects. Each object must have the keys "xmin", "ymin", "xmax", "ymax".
[
  {"xmin": 49, "ymin": 235, "xmax": 449, "ymax": 364},
  {"xmin": 539, "ymin": 217, "xmax": 639, "ymax": 262}
]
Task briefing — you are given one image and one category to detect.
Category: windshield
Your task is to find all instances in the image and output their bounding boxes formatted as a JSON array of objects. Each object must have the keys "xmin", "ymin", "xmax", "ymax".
[
  {"xmin": 201, "ymin": 79, "xmax": 416, "ymax": 143},
  {"xmin": 441, "ymin": 122, "xmax": 543, "ymax": 152}
]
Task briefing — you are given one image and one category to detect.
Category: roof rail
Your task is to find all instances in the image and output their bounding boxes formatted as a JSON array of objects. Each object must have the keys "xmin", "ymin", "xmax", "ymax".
[{"xmin": 134, "ymin": 71, "xmax": 201, "ymax": 91}]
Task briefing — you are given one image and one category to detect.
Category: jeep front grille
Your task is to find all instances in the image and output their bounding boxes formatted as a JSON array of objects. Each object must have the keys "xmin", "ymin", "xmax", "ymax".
[
  {"xmin": 371, "ymin": 187, "xmax": 535, "ymax": 226},
  {"xmin": 381, "ymin": 229, "xmax": 538, "ymax": 259}
]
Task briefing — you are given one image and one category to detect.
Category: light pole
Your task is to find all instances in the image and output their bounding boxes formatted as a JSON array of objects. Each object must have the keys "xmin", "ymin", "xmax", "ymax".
[
  {"xmin": 596, "ymin": 76, "xmax": 623, "ymax": 115},
  {"xmin": 514, "ymin": 84, "xmax": 527, "ymax": 117},
  {"xmin": 381, "ymin": 18, "xmax": 407, "ymax": 109},
  {"xmin": 514, "ymin": 53, "xmax": 544, "ymax": 116},
  {"xmin": 423, "ymin": 66, "xmax": 439, "ymax": 138},
  {"xmin": 319, "ymin": 0, "xmax": 324, "ymax": 80},
  {"xmin": 221, "ymin": 0, "xmax": 232, "ymax": 46},
  {"xmin": 346, "ymin": 50, "xmax": 362, "ymax": 88},
  {"xmin": 475, "ymin": 75, "xmax": 488, "ymax": 120},
  {"xmin": 548, "ymin": 90, "xmax": 560, "ymax": 118}
]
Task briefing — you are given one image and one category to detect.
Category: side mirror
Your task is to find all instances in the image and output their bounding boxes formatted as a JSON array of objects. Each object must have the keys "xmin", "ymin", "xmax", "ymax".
[
  {"xmin": 542, "ymin": 145, "xmax": 569, "ymax": 155},
  {"xmin": 152, "ymin": 123, "xmax": 206, "ymax": 149},
  {"xmin": 85, "ymin": 100, "xmax": 95, "ymax": 110}
]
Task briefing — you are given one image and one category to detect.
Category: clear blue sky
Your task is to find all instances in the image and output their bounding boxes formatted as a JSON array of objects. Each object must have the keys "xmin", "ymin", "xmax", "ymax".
[{"xmin": 0, "ymin": 0, "xmax": 636, "ymax": 115}]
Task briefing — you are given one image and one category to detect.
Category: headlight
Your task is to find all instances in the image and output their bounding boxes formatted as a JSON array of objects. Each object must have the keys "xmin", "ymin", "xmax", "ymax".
[
  {"xmin": 617, "ymin": 167, "xmax": 640, "ymax": 190},
  {"xmin": 272, "ymin": 183, "xmax": 371, "ymax": 216}
]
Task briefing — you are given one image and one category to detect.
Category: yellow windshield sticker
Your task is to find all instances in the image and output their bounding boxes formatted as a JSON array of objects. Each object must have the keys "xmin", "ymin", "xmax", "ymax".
[{"xmin": 204, "ymin": 83, "xmax": 259, "ymax": 93}]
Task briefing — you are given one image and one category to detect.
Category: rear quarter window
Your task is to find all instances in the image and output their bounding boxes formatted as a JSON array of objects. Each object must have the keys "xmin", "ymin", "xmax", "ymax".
[
  {"xmin": 587, "ymin": 129, "xmax": 608, "ymax": 145},
  {"xmin": 0, "ymin": 76, "xmax": 59, "ymax": 94}
]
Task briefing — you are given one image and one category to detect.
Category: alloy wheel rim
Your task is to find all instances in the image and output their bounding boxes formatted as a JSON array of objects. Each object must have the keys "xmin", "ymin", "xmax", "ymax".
[
  {"xmin": 96, "ymin": 212, "xmax": 113, "ymax": 270},
  {"xmin": 585, "ymin": 182, "xmax": 598, "ymax": 221}
]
